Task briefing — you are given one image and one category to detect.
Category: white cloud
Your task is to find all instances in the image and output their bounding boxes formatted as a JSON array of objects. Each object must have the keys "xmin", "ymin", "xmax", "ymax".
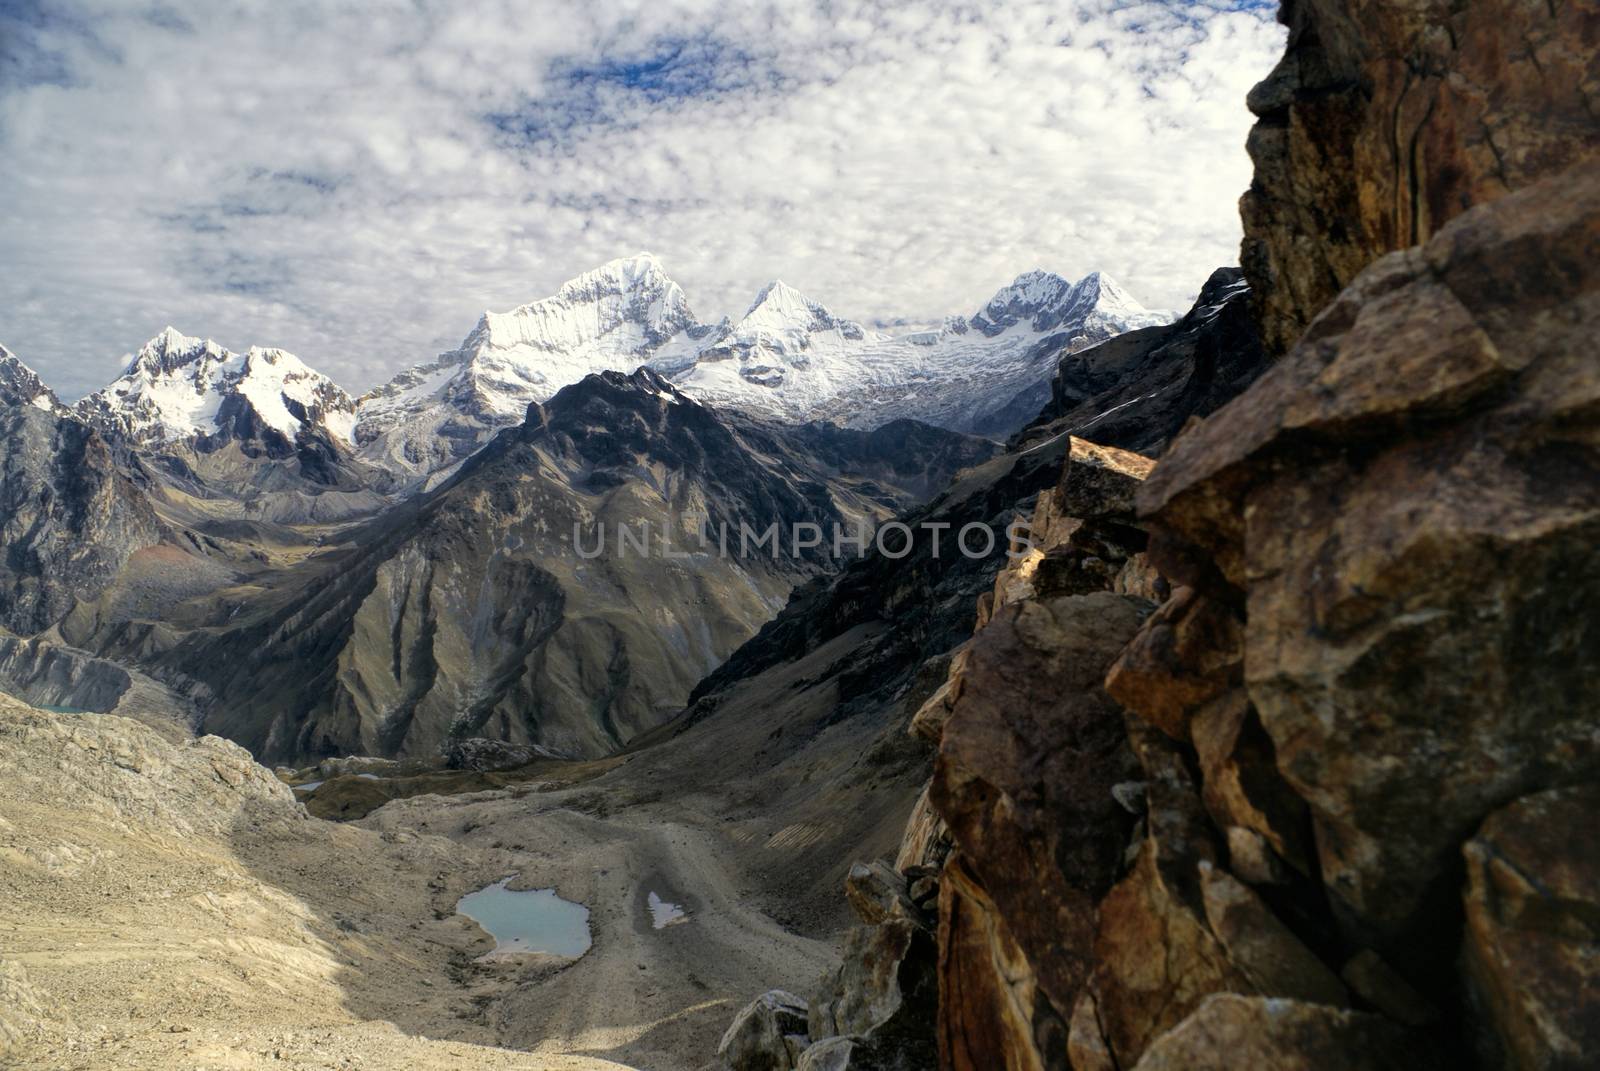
[{"xmin": 0, "ymin": 0, "xmax": 1285, "ymax": 399}]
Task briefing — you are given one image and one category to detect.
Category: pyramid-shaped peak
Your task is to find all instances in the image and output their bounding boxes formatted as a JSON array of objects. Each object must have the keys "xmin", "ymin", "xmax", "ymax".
[
  {"xmin": 1068, "ymin": 271, "xmax": 1150, "ymax": 317},
  {"xmin": 744, "ymin": 279, "xmax": 817, "ymax": 318}
]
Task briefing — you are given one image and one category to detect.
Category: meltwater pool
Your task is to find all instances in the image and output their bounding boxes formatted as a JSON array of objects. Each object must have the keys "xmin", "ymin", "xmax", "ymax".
[{"xmin": 456, "ymin": 878, "xmax": 592, "ymax": 958}]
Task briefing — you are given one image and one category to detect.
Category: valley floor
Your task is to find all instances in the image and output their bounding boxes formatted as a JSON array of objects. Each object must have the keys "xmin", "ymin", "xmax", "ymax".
[{"xmin": 0, "ymin": 628, "xmax": 920, "ymax": 1071}]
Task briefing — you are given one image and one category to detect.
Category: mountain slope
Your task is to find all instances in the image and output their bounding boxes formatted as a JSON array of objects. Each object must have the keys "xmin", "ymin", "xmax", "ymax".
[
  {"xmin": 0, "ymin": 344, "xmax": 65, "ymax": 414},
  {"xmin": 114, "ymin": 370, "xmax": 994, "ymax": 764},
  {"xmin": 1014, "ymin": 266, "xmax": 1270, "ymax": 455},
  {"xmin": 0, "ymin": 388, "xmax": 163, "ymax": 636},
  {"xmin": 355, "ymin": 255, "xmax": 1172, "ymax": 477}
]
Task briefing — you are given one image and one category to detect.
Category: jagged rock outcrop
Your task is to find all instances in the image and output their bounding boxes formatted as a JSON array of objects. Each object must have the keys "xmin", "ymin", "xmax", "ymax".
[
  {"xmin": 0, "ymin": 345, "xmax": 64, "ymax": 413},
  {"xmin": 1142, "ymin": 160, "xmax": 1600, "ymax": 963},
  {"xmin": 931, "ymin": 593, "xmax": 1148, "ymax": 1064},
  {"xmin": 1241, "ymin": 0, "xmax": 1600, "ymax": 354},
  {"xmin": 718, "ymin": 7, "xmax": 1598, "ymax": 1071}
]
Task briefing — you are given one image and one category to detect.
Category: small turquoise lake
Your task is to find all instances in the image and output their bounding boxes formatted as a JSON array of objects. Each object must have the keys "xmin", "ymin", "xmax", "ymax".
[{"xmin": 456, "ymin": 878, "xmax": 592, "ymax": 958}]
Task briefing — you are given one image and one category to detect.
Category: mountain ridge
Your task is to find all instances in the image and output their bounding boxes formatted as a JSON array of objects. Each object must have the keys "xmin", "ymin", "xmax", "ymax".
[{"xmin": 353, "ymin": 252, "xmax": 1173, "ymax": 477}]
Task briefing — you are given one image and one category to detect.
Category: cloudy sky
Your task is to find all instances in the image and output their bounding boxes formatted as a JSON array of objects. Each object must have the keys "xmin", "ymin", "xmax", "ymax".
[{"xmin": 0, "ymin": 0, "xmax": 1284, "ymax": 399}]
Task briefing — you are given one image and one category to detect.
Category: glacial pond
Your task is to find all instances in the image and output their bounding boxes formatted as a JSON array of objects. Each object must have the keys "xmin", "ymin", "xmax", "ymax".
[{"xmin": 456, "ymin": 878, "xmax": 592, "ymax": 958}]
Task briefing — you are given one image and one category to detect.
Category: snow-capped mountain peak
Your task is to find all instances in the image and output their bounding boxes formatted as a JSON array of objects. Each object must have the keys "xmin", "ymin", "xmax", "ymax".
[
  {"xmin": 354, "ymin": 252, "xmax": 712, "ymax": 475},
  {"xmin": 972, "ymin": 270, "xmax": 1075, "ymax": 334},
  {"xmin": 471, "ymin": 251, "xmax": 698, "ymax": 362},
  {"xmin": 0, "ymin": 343, "xmax": 66, "ymax": 413},
  {"xmin": 77, "ymin": 329, "xmax": 356, "ymax": 453},
  {"xmin": 122, "ymin": 326, "xmax": 228, "ymax": 379},
  {"xmin": 352, "ymin": 253, "xmax": 1177, "ymax": 478}
]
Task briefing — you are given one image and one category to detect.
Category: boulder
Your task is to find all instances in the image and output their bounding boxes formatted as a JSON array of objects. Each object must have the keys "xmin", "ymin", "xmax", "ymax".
[
  {"xmin": 1197, "ymin": 862, "xmax": 1348, "ymax": 1007},
  {"xmin": 1140, "ymin": 160, "xmax": 1600, "ymax": 956},
  {"xmin": 1462, "ymin": 785, "xmax": 1600, "ymax": 1070},
  {"xmin": 1055, "ymin": 437, "xmax": 1156, "ymax": 523},
  {"xmin": 893, "ymin": 784, "xmax": 950, "ymax": 875},
  {"xmin": 1339, "ymin": 951, "xmax": 1437, "ymax": 1029},
  {"xmin": 797, "ymin": 1036, "xmax": 927, "ymax": 1071},
  {"xmin": 808, "ymin": 918, "xmax": 937, "ymax": 1052},
  {"xmin": 1086, "ymin": 723, "xmax": 1249, "ymax": 1067},
  {"xmin": 719, "ymin": 991, "xmax": 812, "ymax": 1071},
  {"xmin": 1190, "ymin": 693, "xmax": 1310, "ymax": 877},
  {"xmin": 794, "ymin": 1038, "xmax": 856, "ymax": 1071},
  {"xmin": 844, "ymin": 861, "xmax": 920, "ymax": 927},
  {"xmin": 1130, "ymin": 994, "xmax": 1437, "ymax": 1071},
  {"xmin": 1088, "ymin": 845, "xmax": 1247, "ymax": 1068},
  {"xmin": 1066, "ymin": 989, "xmax": 1115, "ymax": 1071}
]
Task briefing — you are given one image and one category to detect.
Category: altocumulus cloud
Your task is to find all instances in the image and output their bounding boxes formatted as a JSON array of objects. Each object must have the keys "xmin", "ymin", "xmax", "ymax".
[{"xmin": 0, "ymin": 0, "xmax": 1285, "ymax": 399}]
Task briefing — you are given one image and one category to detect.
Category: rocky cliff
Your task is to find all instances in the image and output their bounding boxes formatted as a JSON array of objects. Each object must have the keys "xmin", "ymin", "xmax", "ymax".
[
  {"xmin": 715, "ymin": 4, "xmax": 1599, "ymax": 1068},
  {"xmin": 1241, "ymin": 0, "xmax": 1600, "ymax": 354}
]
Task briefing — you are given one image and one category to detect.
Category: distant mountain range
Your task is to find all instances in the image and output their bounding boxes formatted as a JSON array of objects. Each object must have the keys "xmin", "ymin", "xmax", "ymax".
[
  {"xmin": 356, "ymin": 254, "xmax": 1173, "ymax": 475},
  {"xmin": 12, "ymin": 254, "xmax": 1171, "ymax": 484}
]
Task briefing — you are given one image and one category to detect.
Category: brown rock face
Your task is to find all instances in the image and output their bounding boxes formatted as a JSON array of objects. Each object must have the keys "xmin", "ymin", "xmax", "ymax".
[
  {"xmin": 1462, "ymin": 785, "xmax": 1600, "ymax": 1071},
  {"xmin": 1104, "ymin": 587, "xmax": 1242, "ymax": 741},
  {"xmin": 930, "ymin": 593, "xmax": 1149, "ymax": 1052},
  {"xmin": 1242, "ymin": 0, "xmax": 1600, "ymax": 354},
  {"xmin": 1143, "ymin": 159, "xmax": 1600, "ymax": 957},
  {"xmin": 936, "ymin": 856, "xmax": 1051, "ymax": 1071},
  {"xmin": 1129, "ymin": 994, "xmax": 1437, "ymax": 1071}
]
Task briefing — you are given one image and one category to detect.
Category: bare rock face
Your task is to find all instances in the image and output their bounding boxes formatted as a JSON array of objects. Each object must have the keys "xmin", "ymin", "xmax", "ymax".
[
  {"xmin": 1130, "ymin": 994, "xmax": 1437, "ymax": 1071},
  {"xmin": 441, "ymin": 737, "xmax": 545, "ymax": 772},
  {"xmin": 935, "ymin": 854, "xmax": 1052, "ymax": 1071},
  {"xmin": 0, "ymin": 407, "xmax": 162, "ymax": 636},
  {"xmin": 844, "ymin": 860, "xmax": 922, "ymax": 928},
  {"xmin": 1105, "ymin": 587, "xmax": 1241, "ymax": 741},
  {"xmin": 1241, "ymin": 0, "xmax": 1600, "ymax": 355},
  {"xmin": 1143, "ymin": 159, "xmax": 1600, "ymax": 959},
  {"xmin": 0, "ymin": 695, "xmax": 297, "ymax": 837},
  {"xmin": 1462, "ymin": 785, "xmax": 1600, "ymax": 1070},
  {"xmin": 1196, "ymin": 863, "xmax": 1348, "ymax": 1008},
  {"xmin": 930, "ymin": 593, "xmax": 1148, "ymax": 1054},
  {"xmin": 1016, "ymin": 267, "xmax": 1270, "ymax": 456}
]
